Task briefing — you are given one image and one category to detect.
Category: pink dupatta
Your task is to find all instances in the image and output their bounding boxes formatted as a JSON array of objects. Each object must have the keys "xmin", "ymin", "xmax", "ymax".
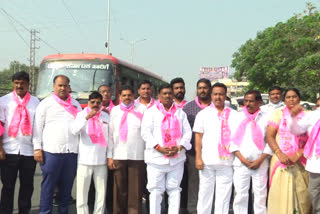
[
  {"xmin": 304, "ymin": 119, "xmax": 320, "ymax": 158},
  {"xmin": 175, "ymin": 100, "xmax": 187, "ymax": 108},
  {"xmin": 119, "ymin": 102, "xmax": 143, "ymax": 142},
  {"xmin": 8, "ymin": 91, "xmax": 32, "ymax": 137},
  {"xmin": 210, "ymin": 103, "xmax": 231, "ymax": 159},
  {"xmin": 108, "ymin": 100, "xmax": 114, "ymax": 112},
  {"xmin": 52, "ymin": 92, "xmax": 80, "ymax": 118},
  {"xmin": 0, "ymin": 123, "xmax": 4, "ymax": 136},
  {"xmin": 136, "ymin": 97, "xmax": 155, "ymax": 109},
  {"xmin": 233, "ymin": 106, "xmax": 264, "ymax": 150},
  {"xmin": 156, "ymin": 101, "xmax": 182, "ymax": 157},
  {"xmin": 269, "ymin": 107, "xmax": 308, "ymax": 187},
  {"xmin": 86, "ymin": 107, "xmax": 107, "ymax": 147},
  {"xmin": 195, "ymin": 96, "xmax": 208, "ymax": 109}
]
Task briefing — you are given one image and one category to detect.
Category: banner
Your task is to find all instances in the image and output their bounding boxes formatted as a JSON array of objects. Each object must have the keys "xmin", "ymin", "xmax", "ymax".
[{"xmin": 199, "ymin": 66, "xmax": 229, "ymax": 81}]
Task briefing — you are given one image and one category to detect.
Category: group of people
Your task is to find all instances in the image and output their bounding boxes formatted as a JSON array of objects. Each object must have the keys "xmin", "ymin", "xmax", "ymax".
[{"xmin": 0, "ymin": 71, "xmax": 319, "ymax": 214}]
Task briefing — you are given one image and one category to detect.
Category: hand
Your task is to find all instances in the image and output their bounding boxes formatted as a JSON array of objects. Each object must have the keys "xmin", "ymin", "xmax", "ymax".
[
  {"xmin": 248, "ymin": 159, "xmax": 262, "ymax": 170},
  {"xmin": 288, "ymin": 153, "xmax": 300, "ymax": 165},
  {"xmin": 276, "ymin": 151, "xmax": 292, "ymax": 166},
  {"xmin": 241, "ymin": 158, "xmax": 253, "ymax": 168},
  {"xmin": 290, "ymin": 105, "xmax": 304, "ymax": 117},
  {"xmin": 107, "ymin": 158, "xmax": 117, "ymax": 170},
  {"xmin": 158, "ymin": 146, "xmax": 176, "ymax": 156},
  {"xmin": 86, "ymin": 109, "xmax": 99, "ymax": 120},
  {"xmin": 34, "ymin": 150, "xmax": 44, "ymax": 164},
  {"xmin": 195, "ymin": 156, "xmax": 204, "ymax": 170},
  {"xmin": 0, "ymin": 146, "xmax": 6, "ymax": 160}
]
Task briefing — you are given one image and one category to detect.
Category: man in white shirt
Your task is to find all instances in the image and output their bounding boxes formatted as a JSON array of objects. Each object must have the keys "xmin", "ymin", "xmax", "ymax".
[
  {"xmin": 141, "ymin": 84, "xmax": 192, "ymax": 214},
  {"xmin": 260, "ymin": 86, "xmax": 284, "ymax": 114},
  {"xmin": 171, "ymin": 78, "xmax": 187, "ymax": 108},
  {"xmin": 98, "ymin": 85, "xmax": 114, "ymax": 113},
  {"xmin": 136, "ymin": 80, "xmax": 155, "ymax": 109},
  {"xmin": 33, "ymin": 75, "xmax": 82, "ymax": 214},
  {"xmin": 71, "ymin": 91, "xmax": 109, "ymax": 214},
  {"xmin": 107, "ymin": 85, "xmax": 146, "ymax": 214},
  {"xmin": 288, "ymin": 105, "xmax": 320, "ymax": 214},
  {"xmin": 0, "ymin": 71, "xmax": 39, "ymax": 214},
  {"xmin": 193, "ymin": 82, "xmax": 238, "ymax": 214},
  {"xmin": 230, "ymin": 90, "xmax": 272, "ymax": 214}
]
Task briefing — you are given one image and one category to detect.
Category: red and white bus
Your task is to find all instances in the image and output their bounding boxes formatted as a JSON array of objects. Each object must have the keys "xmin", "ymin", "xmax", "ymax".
[{"xmin": 36, "ymin": 53, "xmax": 167, "ymax": 107}]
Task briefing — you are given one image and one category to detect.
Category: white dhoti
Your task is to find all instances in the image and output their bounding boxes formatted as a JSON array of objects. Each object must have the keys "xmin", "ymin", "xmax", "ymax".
[
  {"xmin": 147, "ymin": 162, "xmax": 184, "ymax": 214},
  {"xmin": 197, "ymin": 165, "xmax": 233, "ymax": 214},
  {"xmin": 76, "ymin": 164, "xmax": 108, "ymax": 214},
  {"xmin": 233, "ymin": 165, "xmax": 268, "ymax": 214}
]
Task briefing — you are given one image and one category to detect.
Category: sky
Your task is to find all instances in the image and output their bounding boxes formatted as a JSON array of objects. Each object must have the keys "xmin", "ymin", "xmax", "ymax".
[{"xmin": 0, "ymin": 0, "xmax": 318, "ymax": 99}]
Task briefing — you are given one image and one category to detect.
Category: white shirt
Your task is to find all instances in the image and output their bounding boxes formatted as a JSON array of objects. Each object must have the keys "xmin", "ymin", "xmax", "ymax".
[
  {"xmin": 193, "ymin": 105, "xmax": 238, "ymax": 166},
  {"xmin": 141, "ymin": 104, "xmax": 192, "ymax": 166},
  {"xmin": 260, "ymin": 101, "xmax": 285, "ymax": 115},
  {"xmin": 230, "ymin": 110, "xmax": 272, "ymax": 168},
  {"xmin": 0, "ymin": 92, "xmax": 39, "ymax": 156},
  {"xmin": 72, "ymin": 109, "xmax": 109, "ymax": 165},
  {"xmin": 32, "ymin": 95, "xmax": 82, "ymax": 153},
  {"xmin": 288, "ymin": 109, "xmax": 320, "ymax": 173},
  {"xmin": 135, "ymin": 97, "xmax": 155, "ymax": 110},
  {"xmin": 107, "ymin": 102, "xmax": 146, "ymax": 160}
]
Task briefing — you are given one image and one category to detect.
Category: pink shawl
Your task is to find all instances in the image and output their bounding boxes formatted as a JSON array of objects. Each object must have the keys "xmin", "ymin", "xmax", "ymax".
[
  {"xmin": 195, "ymin": 96, "xmax": 208, "ymax": 109},
  {"xmin": 233, "ymin": 106, "xmax": 264, "ymax": 150},
  {"xmin": 52, "ymin": 92, "xmax": 79, "ymax": 118},
  {"xmin": 175, "ymin": 100, "xmax": 187, "ymax": 108},
  {"xmin": 86, "ymin": 107, "xmax": 107, "ymax": 147},
  {"xmin": 8, "ymin": 91, "xmax": 32, "ymax": 137}
]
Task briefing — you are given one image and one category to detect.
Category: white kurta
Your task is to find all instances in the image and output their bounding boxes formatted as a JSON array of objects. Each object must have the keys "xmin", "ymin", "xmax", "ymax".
[
  {"xmin": 0, "ymin": 92, "xmax": 39, "ymax": 156},
  {"xmin": 193, "ymin": 105, "xmax": 238, "ymax": 214},
  {"xmin": 107, "ymin": 103, "xmax": 146, "ymax": 160},
  {"xmin": 230, "ymin": 110, "xmax": 272, "ymax": 214},
  {"xmin": 32, "ymin": 95, "xmax": 82, "ymax": 153},
  {"xmin": 141, "ymin": 104, "xmax": 192, "ymax": 214}
]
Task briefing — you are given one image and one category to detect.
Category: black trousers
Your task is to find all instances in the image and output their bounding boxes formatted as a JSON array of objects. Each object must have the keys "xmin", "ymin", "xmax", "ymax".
[{"xmin": 0, "ymin": 154, "xmax": 36, "ymax": 214}]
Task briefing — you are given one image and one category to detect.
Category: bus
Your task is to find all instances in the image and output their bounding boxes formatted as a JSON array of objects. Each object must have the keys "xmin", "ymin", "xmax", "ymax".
[{"xmin": 36, "ymin": 53, "xmax": 167, "ymax": 107}]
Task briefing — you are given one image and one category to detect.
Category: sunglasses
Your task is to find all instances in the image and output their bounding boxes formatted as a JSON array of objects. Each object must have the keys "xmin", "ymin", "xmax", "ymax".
[{"xmin": 89, "ymin": 100, "xmax": 102, "ymax": 105}]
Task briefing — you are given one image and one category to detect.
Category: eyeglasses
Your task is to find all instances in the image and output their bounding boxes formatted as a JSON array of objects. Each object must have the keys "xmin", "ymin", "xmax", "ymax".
[{"xmin": 89, "ymin": 101, "xmax": 102, "ymax": 105}]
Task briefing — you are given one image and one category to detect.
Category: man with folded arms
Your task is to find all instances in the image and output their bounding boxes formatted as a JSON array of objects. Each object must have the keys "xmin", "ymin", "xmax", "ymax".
[
  {"xmin": 107, "ymin": 85, "xmax": 146, "ymax": 214},
  {"xmin": 141, "ymin": 84, "xmax": 192, "ymax": 214},
  {"xmin": 0, "ymin": 71, "xmax": 39, "ymax": 214},
  {"xmin": 33, "ymin": 75, "xmax": 81, "ymax": 214}
]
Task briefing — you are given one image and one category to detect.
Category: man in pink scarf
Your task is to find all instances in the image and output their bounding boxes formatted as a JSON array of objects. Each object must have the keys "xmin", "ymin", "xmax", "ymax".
[
  {"xmin": 180, "ymin": 78, "xmax": 211, "ymax": 214},
  {"xmin": 107, "ymin": 85, "xmax": 146, "ymax": 214},
  {"xmin": 136, "ymin": 80, "xmax": 156, "ymax": 109},
  {"xmin": 141, "ymin": 84, "xmax": 192, "ymax": 214},
  {"xmin": 230, "ymin": 90, "xmax": 272, "ymax": 214},
  {"xmin": 171, "ymin": 77, "xmax": 187, "ymax": 108},
  {"xmin": 0, "ymin": 71, "xmax": 39, "ymax": 214},
  {"xmin": 71, "ymin": 91, "xmax": 109, "ymax": 214},
  {"xmin": 193, "ymin": 83, "xmax": 238, "ymax": 214},
  {"xmin": 33, "ymin": 75, "xmax": 81, "ymax": 214},
  {"xmin": 288, "ymin": 104, "xmax": 320, "ymax": 213},
  {"xmin": 98, "ymin": 85, "xmax": 115, "ymax": 113}
]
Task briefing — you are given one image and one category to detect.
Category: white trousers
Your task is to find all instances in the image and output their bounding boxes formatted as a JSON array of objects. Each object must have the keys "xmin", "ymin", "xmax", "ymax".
[
  {"xmin": 233, "ymin": 165, "xmax": 268, "ymax": 214},
  {"xmin": 147, "ymin": 162, "xmax": 184, "ymax": 214},
  {"xmin": 197, "ymin": 165, "xmax": 233, "ymax": 214},
  {"xmin": 76, "ymin": 164, "xmax": 108, "ymax": 214}
]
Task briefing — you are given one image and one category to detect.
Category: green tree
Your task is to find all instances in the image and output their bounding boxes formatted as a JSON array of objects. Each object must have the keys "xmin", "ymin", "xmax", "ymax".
[{"xmin": 232, "ymin": 4, "xmax": 320, "ymax": 101}]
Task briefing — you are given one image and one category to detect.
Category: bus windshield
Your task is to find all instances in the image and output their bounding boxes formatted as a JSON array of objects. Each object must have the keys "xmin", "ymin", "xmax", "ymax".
[{"xmin": 36, "ymin": 60, "xmax": 114, "ymax": 100}]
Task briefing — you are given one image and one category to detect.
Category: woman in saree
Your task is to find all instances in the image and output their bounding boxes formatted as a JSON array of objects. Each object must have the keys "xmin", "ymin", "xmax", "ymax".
[{"xmin": 266, "ymin": 88, "xmax": 312, "ymax": 214}]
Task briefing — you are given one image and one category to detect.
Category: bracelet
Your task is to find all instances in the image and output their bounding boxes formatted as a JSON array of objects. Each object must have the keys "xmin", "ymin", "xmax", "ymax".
[
  {"xmin": 34, "ymin": 150, "xmax": 42, "ymax": 154},
  {"xmin": 154, "ymin": 144, "xmax": 160, "ymax": 151},
  {"xmin": 177, "ymin": 146, "xmax": 182, "ymax": 152},
  {"xmin": 239, "ymin": 156, "xmax": 244, "ymax": 162},
  {"xmin": 296, "ymin": 151, "xmax": 301, "ymax": 157},
  {"xmin": 274, "ymin": 148, "xmax": 280, "ymax": 154}
]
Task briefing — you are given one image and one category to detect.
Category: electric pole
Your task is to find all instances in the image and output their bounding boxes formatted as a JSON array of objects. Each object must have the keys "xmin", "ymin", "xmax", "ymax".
[{"xmin": 29, "ymin": 29, "xmax": 39, "ymax": 93}]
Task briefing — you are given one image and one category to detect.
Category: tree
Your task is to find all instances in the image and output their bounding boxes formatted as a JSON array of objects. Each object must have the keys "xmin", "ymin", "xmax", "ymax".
[
  {"xmin": 0, "ymin": 61, "xmax": 39, "ymax": 96},
  {"xmin": 232, "ymin": 4, "xmax": 320, "ymax": 101}
]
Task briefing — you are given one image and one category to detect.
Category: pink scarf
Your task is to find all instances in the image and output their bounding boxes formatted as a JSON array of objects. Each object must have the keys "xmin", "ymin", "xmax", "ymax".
[
  {"xmin": 119, "ymin": 102, "xmax": 143, "ymax": 142},
  {"xmin": 156, "ymin": 101, "xmax": 182, "ymax": 157},
  {"xmin": 195, "ymin": 96, "xmax": 208, "ymax": 109},
  {"xmin": 175, "ymin": 100, "xmax": 187, "ymax": 108},
  {"xmin": 0, "ymin": 123, "xmax": 4, "ymax": 136},
  {"xmin": 85, "ymin": 107, "xmax": 107, "ymax": 147},
  {"xmin": 210, "ymin": 103, "xmax": 231, "ymax": 159},
  {"xmin": 269, "ymin": 107, "xmax": 308, "ymax": 187},
  {"xmin": 304, "ymin": 119, "xmax": 320, "ymax": 158},
  {"xmin": 136, "ymin": 97, "xmax": 155, "ymax": 109},
  {"xmin": 233, "ymin": 106, "xmax": 264, "ymax": 150},
  {"xmin": 8, "ymin": 91, "xmax": 32, "ymax": 137},
  {"xmin": 52, "ymin": 92, "xmax": 80, "ymax": 118},
  {"xmin": 108, "ymin": 100, "xmax": 114, "ymax": 112}
]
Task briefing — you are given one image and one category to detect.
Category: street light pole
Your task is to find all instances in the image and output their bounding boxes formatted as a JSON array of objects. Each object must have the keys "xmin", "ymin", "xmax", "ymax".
[
  {"xmin": 121, "ymin": 38, "xmax": 146, "ymax": 64},
  {"xmin": 106, "ymin": 0, "xmax": 111, "ymax": 54}
]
